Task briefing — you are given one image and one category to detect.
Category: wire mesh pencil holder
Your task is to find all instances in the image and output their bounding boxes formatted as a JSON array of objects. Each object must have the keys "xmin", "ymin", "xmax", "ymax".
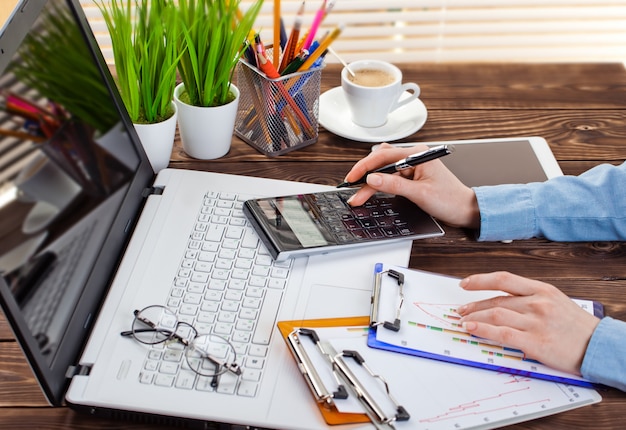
[{"xmin": 235, "ymin": 59, "xmax": 323, "ymax": 157}]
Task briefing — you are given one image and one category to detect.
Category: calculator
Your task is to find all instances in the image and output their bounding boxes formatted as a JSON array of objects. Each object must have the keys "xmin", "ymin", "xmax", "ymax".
[{"xmin": 243, "ymin": 189, "xmax": 444, "ymax": 261}]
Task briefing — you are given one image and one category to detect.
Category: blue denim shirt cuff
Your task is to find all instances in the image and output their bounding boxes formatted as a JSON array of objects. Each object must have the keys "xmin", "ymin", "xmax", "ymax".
[
  {"xmin": 581, "ymin": 317, "xmax": 626, "ymax": 391},
  {"xmin": 473, "ymin": 185, "xmax": 537, "ymax": 241}
]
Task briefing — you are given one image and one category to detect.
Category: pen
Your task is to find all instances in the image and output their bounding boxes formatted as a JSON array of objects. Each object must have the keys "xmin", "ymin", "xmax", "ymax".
[{"xmin": 336, "ymin": 144, "xmax": 453, "ymax": 188}]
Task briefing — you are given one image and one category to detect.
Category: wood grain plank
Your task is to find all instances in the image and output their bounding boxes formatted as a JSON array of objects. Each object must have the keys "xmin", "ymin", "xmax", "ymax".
[
  {"xmin": 0, "ymin": 310, "xmax": 14, "ymax": 340},
  {"xmin": 319, "ymin": 63, "xmax": 626, "ymax": 109},
  {"xmin": 409, "ymin": 231, "xmax": 626, "ymax": 278},
  {"xmin": 170, "ymin": 110, "xmax": 626, "ymax": 164},
  {"xmin": 0, "ymin": 342, "xmax": 48, "ymax": 406}
]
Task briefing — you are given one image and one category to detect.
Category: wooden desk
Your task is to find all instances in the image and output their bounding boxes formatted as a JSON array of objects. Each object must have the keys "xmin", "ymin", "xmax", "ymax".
[{"xmin": 1, "ymin": 63, "xmax": 626, "ymax": 428}]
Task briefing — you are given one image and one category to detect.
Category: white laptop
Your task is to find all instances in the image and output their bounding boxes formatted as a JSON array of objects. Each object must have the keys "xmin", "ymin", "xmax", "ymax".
[{"xmin": 0, "ymin": 1, "xmax": 563, "ymax": 429}]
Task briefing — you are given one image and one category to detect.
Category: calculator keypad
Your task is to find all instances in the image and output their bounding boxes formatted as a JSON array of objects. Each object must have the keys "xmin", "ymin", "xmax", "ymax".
[{"xmin": 312, "ymin": 191, "xmax": 420, "ymax": 242}]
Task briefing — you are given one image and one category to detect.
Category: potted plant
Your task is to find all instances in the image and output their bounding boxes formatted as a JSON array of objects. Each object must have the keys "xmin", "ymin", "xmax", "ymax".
[
  {"xmin": 174, "ymin": 0, "xmax": 263, "ymax": 159},
  {"xmin": 97, "ymin": 0, "xmax": 180, "ymax": 172}
]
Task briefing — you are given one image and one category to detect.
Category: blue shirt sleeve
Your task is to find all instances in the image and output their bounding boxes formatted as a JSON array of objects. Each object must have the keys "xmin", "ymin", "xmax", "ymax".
[
  {"xmin": 581, "ymin": 317, "xmax": 626, "ymax": 391},
  {"xmin": 474, "ymin": 162, "xmax": 626, "ymax": 242},
  {"xmin": 473, "ymin": 161, "xmax": 626, "ymax": 391}
]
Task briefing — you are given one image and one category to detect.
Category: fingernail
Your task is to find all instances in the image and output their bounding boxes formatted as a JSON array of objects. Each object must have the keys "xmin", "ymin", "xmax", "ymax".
[
  {"xmin": 457, "ymin": 304, "xmax": 467, "ymax": 315},
  {"xmin": 346, "ymin": 195, "xmax": 354, "ymax": 205},
  {"xmin": 367, "ymin": 173, "xmax": 382, "ymax": 186},
  {"xmin": 462, "ymin": 321, "xmax": 477, "ymax": 331},
  {"xmin": 460, "ymin": 277, "xmax": 470, "ymax": 288}
]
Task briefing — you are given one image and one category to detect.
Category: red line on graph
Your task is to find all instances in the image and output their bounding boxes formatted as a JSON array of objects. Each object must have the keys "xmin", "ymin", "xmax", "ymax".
[{"xmin": 418, "ymin": 385, "xmax": 551, "ymax": 423}]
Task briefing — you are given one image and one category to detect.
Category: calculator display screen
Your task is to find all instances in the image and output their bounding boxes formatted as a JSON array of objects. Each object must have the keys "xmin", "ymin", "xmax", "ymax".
[{"xmin": 256, "ymin": 196, "xmax": 330, "ymax": 248}]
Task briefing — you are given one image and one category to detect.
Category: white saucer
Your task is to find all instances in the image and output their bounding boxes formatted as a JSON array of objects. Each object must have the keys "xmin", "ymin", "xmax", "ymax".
[{"xmin": 318, "ymin": 86, "xmax": 428, "ymax": 143}]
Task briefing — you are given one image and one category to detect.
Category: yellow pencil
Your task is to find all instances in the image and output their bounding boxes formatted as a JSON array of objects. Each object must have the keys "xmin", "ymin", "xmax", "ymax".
[
  {"xmin": 273, "ymin": 0, "xmax": 281, "ymax": 69},
  {"xmin": 297, "ymin": 24, "xmax": 344, "ymax": 72}
]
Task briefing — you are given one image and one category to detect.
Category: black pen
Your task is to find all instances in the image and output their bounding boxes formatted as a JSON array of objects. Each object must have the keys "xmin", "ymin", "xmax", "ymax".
[{"xmin": 336, "ymin": 144, "xmax": 453, "ymax": 188}]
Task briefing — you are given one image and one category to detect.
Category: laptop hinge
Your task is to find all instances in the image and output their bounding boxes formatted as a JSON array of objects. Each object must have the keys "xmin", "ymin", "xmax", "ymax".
[
  {"xmin": 142, "ymin": 186, "xmax": 164, "ymax": 197},
  {"xmin": 66, "ymin": 364, "xmax": 92, "ymax": 379}
]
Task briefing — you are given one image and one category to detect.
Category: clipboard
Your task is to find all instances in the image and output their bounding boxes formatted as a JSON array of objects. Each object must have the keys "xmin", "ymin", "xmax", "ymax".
[
  {"xmin": 368, "ymin": 263, "xmax": 599, "ymax": 388},
  {"xmin": 278, "ymin": 317, "xmax": 370, "ymax": 426},
  {"xmin": 277, "ymin": 317, "xmax": 409, "ymax": 428}
]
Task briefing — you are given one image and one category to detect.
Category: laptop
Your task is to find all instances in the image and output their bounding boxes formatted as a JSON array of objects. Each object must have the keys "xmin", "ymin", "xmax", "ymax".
[{"xmin": 0, "ymin": 1, "xmax": 412, "ymax": 428}]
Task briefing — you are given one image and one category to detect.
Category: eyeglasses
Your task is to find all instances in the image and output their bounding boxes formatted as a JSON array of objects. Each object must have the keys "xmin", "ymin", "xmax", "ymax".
[{"xmin": 120, "ymin": 305, "xmax": 241, "ymax": 380}]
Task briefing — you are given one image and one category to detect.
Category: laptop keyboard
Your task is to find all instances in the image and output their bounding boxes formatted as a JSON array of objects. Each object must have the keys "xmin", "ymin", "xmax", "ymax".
[{"xmin": 138, "ymin": 191, "xmax": 291, "ymax": 397}]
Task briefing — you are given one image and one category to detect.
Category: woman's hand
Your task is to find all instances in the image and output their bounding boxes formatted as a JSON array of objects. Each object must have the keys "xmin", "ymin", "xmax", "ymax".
[
  {"xmin": 457, "ymin": 271, "xmax": 601, "ymax": 375},
  {"xmin": 344, "ymin": 143, "xmax": 480, "ymax": 228}
]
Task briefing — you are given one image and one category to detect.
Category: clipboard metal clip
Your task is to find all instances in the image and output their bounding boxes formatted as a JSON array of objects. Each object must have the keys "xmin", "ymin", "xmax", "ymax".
[
  {"xmin": 286, "ymin": 328, "xmax": 349, "ymax": 405},
  {"xmin": 334, "ymin": 350, "xmax": 410, "ymax": 429},
  {"xmin": 370, "ymin": 269, "xmax": 405, "ymax": 332},
  {"xmin": 287, "ymin": 327, "xmax": 410, "ymax": 429}
]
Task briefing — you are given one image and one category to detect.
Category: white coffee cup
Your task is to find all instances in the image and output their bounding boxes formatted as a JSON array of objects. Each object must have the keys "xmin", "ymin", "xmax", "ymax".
[{"xmin": 341, "ymin": 60, "xmax": 421, "ymax": 128}]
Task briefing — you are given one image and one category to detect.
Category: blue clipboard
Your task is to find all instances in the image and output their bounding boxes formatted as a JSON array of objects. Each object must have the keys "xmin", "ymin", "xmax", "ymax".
[{"xmin": 367, "ymin": 263, "xmax": 598, "ymax": 388}]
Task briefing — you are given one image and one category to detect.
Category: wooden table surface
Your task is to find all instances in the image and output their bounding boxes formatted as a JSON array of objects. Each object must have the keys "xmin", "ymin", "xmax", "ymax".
[{"xmin": 2, "ymin": 62, "xmax": 626, "ymax": 429}]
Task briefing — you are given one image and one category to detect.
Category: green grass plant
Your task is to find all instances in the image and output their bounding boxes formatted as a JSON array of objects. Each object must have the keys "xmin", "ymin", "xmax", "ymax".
[
  {"xmin": 98, "ymin": 0, "xmax": 180, "ymax": 124},
  {"xmin": 176, "ymin": 0, "xmax": 263, "ymax": 107}
]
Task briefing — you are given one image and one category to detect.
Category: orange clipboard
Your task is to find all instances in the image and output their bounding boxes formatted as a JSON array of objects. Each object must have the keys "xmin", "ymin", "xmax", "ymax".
[{"xmin": 277, "ymin": 316, "xmax": 371, "ymax": 426}]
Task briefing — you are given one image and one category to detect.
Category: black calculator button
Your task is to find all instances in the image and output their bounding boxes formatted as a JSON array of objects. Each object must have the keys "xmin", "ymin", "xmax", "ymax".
[
  {"xmin": 383, "ymin": 208, "xmax": 400, "ymax": 216},
  {"xmin": 375, "ymin": 216, "xmax": 394, "ymax": 227},
  {"xmin": 358, "ymin": 219, "xmax": 376, "ymax": 228},
  {"xmin": 351, "ymin": 229, "xmax": 369, "ymax": 239},
  {"xmin": 367, "ymin": 229, "xmax": 385, "ymax": 238},
  {"xmin": 398, "ymin": 227, "xmax": 414, "ymax": 235},
  {"xmin": 342, "ymin": 219, "xmax": 360, "ymax": 230},
  {"xmin": 351, "ymin": 207, "xmax": 370, "ymax": 219},
  {"xmin": 381, "ymin": 227, "xmax": 399, "ymax": 236}
]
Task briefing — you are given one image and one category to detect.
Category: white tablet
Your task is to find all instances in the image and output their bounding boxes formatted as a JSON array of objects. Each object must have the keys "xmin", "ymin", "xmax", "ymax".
[{"xmin": 372, "ymin": 136, "xmax": 563, "ymax": 187}]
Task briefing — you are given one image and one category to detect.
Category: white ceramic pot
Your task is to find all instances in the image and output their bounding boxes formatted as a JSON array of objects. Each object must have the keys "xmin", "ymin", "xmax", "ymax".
[
  {"xmin": 133, "ymin": 102, "xmax": 178, "ymax": 173},
  {"xmin": 173, "ymin": 83, "xmax": 239, "ymax": 160}
]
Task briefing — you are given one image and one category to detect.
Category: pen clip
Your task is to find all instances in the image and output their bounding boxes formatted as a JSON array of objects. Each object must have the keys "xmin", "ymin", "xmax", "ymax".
[{"xmin": 398, "ymin": 144, "xmax": 452, "ymax": 170}]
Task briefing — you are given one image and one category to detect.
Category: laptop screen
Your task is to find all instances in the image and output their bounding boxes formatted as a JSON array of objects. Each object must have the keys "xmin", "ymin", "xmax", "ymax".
[{"xmin": 0, "ymin": 0, "xmax": 154, "ymax": 404}]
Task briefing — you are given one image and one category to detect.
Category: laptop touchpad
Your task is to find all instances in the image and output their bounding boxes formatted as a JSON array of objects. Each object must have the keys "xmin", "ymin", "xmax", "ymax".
[
  {"xmin": 304, "ymin": 283, "xmax": 372, "ymax": 319},
  {"xmin": 301, "ymin": 242, "xmax": 412, "ymax": 319}
]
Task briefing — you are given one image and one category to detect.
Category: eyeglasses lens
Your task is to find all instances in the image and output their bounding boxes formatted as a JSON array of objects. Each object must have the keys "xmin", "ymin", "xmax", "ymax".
[
  {"xmin": 186, "ymin": 334, "xmax": 237, "ymax": 377},
  {"xmin": 131, "ymin": 305, "xmax": 178, "ymax": 344}
]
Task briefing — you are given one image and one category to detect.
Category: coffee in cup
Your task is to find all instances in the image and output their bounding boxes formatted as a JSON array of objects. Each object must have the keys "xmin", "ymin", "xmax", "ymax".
[
  {"xmin": 341, "ymin": 60, "xmax": 420, "ymax": 128},
  {"xmin": 347, "ymin": 68, "xmax": 396, "ymax": 87}
]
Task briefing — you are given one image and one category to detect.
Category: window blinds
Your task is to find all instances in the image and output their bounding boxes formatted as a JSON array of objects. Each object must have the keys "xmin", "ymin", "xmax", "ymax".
[{"xmin": 83, "ymin": 0, "xmax": 626, "ymax": 64}]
